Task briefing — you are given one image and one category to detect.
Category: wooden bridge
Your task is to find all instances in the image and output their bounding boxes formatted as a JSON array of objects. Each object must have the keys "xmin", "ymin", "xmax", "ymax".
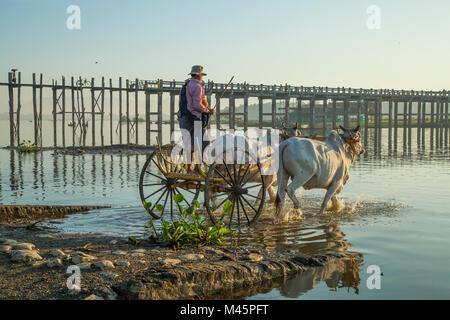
[{"xmin": 2, "ymin": 71, "xmax": 449, "ymax": 149}]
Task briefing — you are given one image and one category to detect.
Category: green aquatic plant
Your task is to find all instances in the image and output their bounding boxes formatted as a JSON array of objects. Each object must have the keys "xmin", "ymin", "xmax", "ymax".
[
  {"xmin": 17, "ymin": 140, "xmax": 39, "ymax": 153},
  {"xmin": 143, "ymin": 195, "xmax": 233, "ymax": 248}
]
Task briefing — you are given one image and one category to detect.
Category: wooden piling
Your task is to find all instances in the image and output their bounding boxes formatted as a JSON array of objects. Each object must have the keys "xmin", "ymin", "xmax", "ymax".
[
  {"xmin": 322, "ymin": 99, "xmax": 327, "ymax": 136},
  {"xmin": 16, "ymin": 72, "xmax": 21, "ymax": 144},
  {"xmin": 216, "ymin": 94, "xmax": 222, "ymax": 129},
  {"xmin": 62, "ymin": 76, "xmax": 66, "ymax": 147},
  {"xmin": 101, "ymin": 77, "xmax": 105, "ymax": 148},
  {"xmin": 258, "ymin": 97, "xmax": 263, "ymax": 129},
  {"xmin": 309, "ymin": 99, "xmax": 315, "ymax": 135},
  {"xmin": 271, "ymin": 97, "xmax": 276, "ymax": 128},
  {"xmin": 39, "ymin": 74, "xmax": 43, "ymax": 146},
  {"xmin": 243, "ymin": 95, "xmax": 248, "ymax": 131},
  {"xmin": 332, "ymin": 99, "xmax": 337, "ymax": 129},
  {"xmin": 157, "ymin": 90, "xmax": 163, "ymax": 143},
  {"xmin": 52, "ymin": 81, "xmax": 57, "ymax": 147},
  {"xmin": 109, "ymin": 79, "xmax": 113, "ymax": 145},
  {"xmin": 91, "ymin": 78, "xmax": 96, "ymax": 146},
  {"xmin": 119, "ymin": 77, "xmax": 123, "ymax": 145},
  {"xmin": 32, "ymin": 73, "xmax": 38, "ymax": 146},
  {"xmin": 8, "ymin": 72, "xmax": 14, "ymax": 147},
  {"xmin": 146, "ymin": 90, "xmax": 151, "ymax": 145},
  {"xmin": 126, "ymin": 79, "xmax": 130, "ymax": 145},
  {"xmin": 135, "ymin": 78, "xmax": 139, "ymax": 144},
  {"xmin": 71, "ymin": 77, "xmax": 75, "ymax": 148}
]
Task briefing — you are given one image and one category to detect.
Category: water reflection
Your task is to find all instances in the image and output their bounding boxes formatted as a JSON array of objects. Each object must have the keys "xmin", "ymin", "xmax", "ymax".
[{"xmin": 279, "ymin": 255, "xmax": 363, "ymax": 298}]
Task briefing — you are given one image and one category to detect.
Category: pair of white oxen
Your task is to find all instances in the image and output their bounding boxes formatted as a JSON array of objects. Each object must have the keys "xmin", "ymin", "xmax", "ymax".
[{"xmin": 192, "ymin": 125, "xmax": 365, "ymax": 221}]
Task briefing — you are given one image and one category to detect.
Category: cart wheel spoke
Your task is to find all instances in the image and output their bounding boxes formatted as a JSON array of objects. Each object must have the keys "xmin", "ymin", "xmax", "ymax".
[{"xmin": 238, "ymin": 196, "xmax": 251, "ymax": 225}]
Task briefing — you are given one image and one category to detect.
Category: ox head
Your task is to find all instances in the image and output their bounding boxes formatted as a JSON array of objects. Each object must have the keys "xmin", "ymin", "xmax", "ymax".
[
  {"xmin": 280, "ymin": 122, "xmax": 301, "ymax": 140},
  {"xmin": 339, "ymin": 125, "xmax": 365, "ymax": 156}
]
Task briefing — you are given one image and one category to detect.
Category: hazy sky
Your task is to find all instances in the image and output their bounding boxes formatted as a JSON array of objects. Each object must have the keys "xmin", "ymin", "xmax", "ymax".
[{"xmin": 1, "ymin": 0, "xmax": 450, "ymax": 90}]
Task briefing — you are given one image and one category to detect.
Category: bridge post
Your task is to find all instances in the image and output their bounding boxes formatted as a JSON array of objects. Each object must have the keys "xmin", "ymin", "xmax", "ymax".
[
  {"xmin": 332, "ymin": 99, "xmax": 337, "ymax": 129},
  {"xmin": 445, "ymin": 101, "xmax": 448, "ymax": 145},
  {"xmin": 243, "ymin": 94, "xmax": 248, "ymax": 131},
  {"xmin": 126, "ymin": 79, "xmax": 130, "ymax": 145},
  {"xmin": 215, "ymin": 93, "xmax": 221, "ymax": 129},
  {"xmin": 322, "ymin": 98, "xmax": 327, "ymax": 136},
  {"xmin": 119, "ymin": 77, "xmax": 123, "ymax": 145},
  {"xmin": 271, "ymin": 96, "xmax": 276, "ymax": 128},
  {"xmin": 170, "ymin": 91, "xmax": 175, "ymax": 136},
  {"xmin": 52, "ymin": 81, "xmax": 57, "ymax": 147},
  {"xmin": 91, "ymin": 78, "xmax": 96, "ymax": 146},
  {"xmin": 145, "ymin": 89, "xmax": 151, "ymax": 146},
  {"xmin": 135, "ymin": 78, "xmax": 139, "ymax": 145},
  {"xmin": 157, "ymin": 88, "xmax": 163, "ymax": 144},
  {"xmin": 62, "ymin": 76, "xmax": 66, "ymax": 147},
  {"xmin": 309, "ymin": 99, "xmax": 315, "ymax": 135},
  {"xmin": 229, "ymin": 93, "xmax": 235, "ymax": 130},
  {"xmin": 8, "ymin": 72, "xmax": 15, "ymax": 147}
]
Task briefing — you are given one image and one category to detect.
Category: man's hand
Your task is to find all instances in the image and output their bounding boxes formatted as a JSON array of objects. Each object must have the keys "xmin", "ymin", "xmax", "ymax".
[{"xmin": 209, "ymin": 108, "xmax": 215, "ymax": 115}]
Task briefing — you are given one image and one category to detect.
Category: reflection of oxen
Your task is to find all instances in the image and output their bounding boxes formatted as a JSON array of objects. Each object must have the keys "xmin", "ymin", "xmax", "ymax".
[
  {"xmin": 275, "ymin": 126, "xmax": 365, "ymax": 218},
  {"xmin": 279, "ymin": 254, "xmax": 362, "ymax": 298}
]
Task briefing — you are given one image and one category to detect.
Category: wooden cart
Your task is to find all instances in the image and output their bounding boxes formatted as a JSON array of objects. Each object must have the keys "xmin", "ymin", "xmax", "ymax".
[{"xmin": 139, "ymin": 143, "xmax": 269, "ymax": 230}]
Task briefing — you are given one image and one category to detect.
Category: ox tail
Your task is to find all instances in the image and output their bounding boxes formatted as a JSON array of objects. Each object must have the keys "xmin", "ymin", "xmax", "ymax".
[{"xmin": 275, "ymin": 142, "xmax": 289, "ymax": 219}]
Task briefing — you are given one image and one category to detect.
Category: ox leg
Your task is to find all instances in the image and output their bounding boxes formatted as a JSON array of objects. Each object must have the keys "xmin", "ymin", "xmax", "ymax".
[
  {"xmin": 319, "ymin": 183, "xmax": 340, "ymax": 214},
  {"xmin": 267, "ymin": 185, "xmax": 277, "ymax": 203},
  {"xmin": 286, "ymin": 171, "xmax": 314, "ymax": 209}
]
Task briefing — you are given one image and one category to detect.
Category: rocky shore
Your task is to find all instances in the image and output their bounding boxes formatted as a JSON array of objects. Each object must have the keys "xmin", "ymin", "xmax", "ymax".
[
  {"xmin": 0, "ymin": 228, "xmax": 357, "ymax": 300},
  {"xmin": 0, "ymin": 205, "xmax": 109, "ymax": 223}
]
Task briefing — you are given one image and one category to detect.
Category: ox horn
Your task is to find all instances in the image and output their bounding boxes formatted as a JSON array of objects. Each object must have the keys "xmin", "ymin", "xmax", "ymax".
[{"xmin": 354, "ymin": 125, "xmax": 360, "ymax": 132}]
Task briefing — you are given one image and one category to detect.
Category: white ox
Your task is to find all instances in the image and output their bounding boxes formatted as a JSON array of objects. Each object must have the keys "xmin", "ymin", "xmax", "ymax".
[{"xmin": 275, "ymin": 125, "xmax": 365, "ymax": 219}]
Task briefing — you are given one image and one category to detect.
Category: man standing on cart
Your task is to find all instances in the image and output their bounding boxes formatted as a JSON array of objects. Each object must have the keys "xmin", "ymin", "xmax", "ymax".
[{"xmin": 178, "ymin": 65, "xmax": 214, "ymax": 173}]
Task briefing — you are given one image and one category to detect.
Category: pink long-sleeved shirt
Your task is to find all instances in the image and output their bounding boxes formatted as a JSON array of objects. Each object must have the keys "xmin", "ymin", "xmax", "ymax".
[{"xmin": 185, "ymin": 78, "xmax": 208, "ymax": 120}]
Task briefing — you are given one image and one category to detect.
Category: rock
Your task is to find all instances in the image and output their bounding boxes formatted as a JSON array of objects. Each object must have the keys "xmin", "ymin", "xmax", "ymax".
[
  {"xmin": 137, "ymin": 260, "xmax": 147, "ymax": 264},
  {"xmin": 99, "ymin": 287, "xmax": 118, "ymax": 300},
  {"xmin": 49, "ymin": 249, "xmax": 66, "ymax": 258},
  {"xmin": 179, "ymin": 253, "xmax": 204, "ymax": 261},
  {"xmin": 47, "ymin": 258, "xmax": 63, "ymax": 268},
  {"xmin": 72, "ymin": 254, "xmax": 96, "ymax": 264},
  {"xmin": 204, "ymin": 248, "xmax": 223, "ymax": 255},
  {"xmin": 3, "ymin": 239, "xmax": 18, "ymax": 246},
  {"xmin": 0, "ymin": 245, "xmax": 12, "ymax": 254},
  {"xmin": 109, "ymin": 240, "xmax": 118, "ymax": 245},
  {"xmin": 246, "ymin": 253, "xmax": 264, "ymax": 262},
  {"xmin": 76, "ymin": 263, "xmax": 91, "ymax": 270},
  {"xmin": 132, "ymin": 249, "xmax": 146, "ymax": 254},
  {"xmin": 112, "ymin": 251, "xmax": 127, "ymax": 256},
  {"xmin": 0, "ymin": 238, "xmax": 7, "ymax": 244},
  {"xmin": 100, "ymin": 272, "xmax": 117, "ymax": 280},
  {"xmin": 220, "ymin": 254, "xmax": 236, "ymax": 261},
  {"xmin": 131, "ymin": 252, "xmax": 145, "ymax": 257},
  {"xmin": 14, "ymin": 243, "xmax": 36, "ymax": 250},
  {"xmin": 10, "ymin": 250, "xmax": 43, "ymax": 263},
  {"xmin": 115, "ymin": 261, "xmax": 130, "ymax": 267},
  {"xmin": 162, "ymin": 258, "xmax": 181, "ymax": 267},
  {"xmin": 93, "ymin": 260, "xmax": 115, "ymax": 270},
  {"xmin": 84, "ymin": 294, "xmax": 104, "ymax": 300}
]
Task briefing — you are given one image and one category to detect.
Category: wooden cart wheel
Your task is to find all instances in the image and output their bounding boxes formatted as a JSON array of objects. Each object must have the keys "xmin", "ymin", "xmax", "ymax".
[
  {"xmin": 139, "ymin": 143, "xmax": 200, "ymax": 219},
  {"xmin": 204, "ymin": 148, "xmax": 266, "ymax": 230}
]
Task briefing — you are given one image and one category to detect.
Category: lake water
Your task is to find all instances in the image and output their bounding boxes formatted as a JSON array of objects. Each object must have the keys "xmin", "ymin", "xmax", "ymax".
[{"xmin": 0, "ymin": 126, "xmax": 449, "ymax": 300}]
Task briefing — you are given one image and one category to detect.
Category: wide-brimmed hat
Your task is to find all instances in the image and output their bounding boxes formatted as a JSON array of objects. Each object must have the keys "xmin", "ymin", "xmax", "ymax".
[{"xmin": 189, "ymin": 65, "xmax": 207, "ymax": 76}]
